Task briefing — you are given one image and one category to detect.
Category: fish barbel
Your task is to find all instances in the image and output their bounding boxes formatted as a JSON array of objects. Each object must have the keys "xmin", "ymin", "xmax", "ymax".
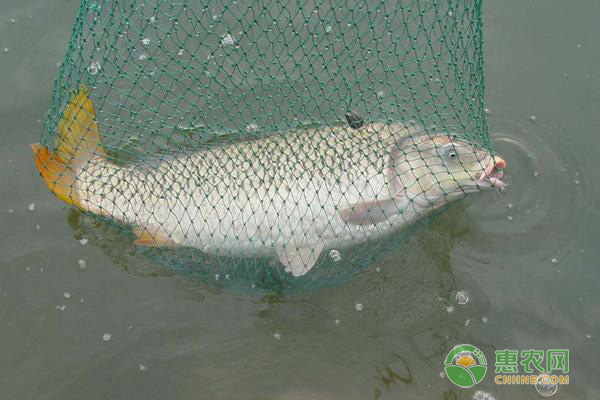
[{"xmin": 32, "ymin": 88, "xmax": 506, "ymax": 276}]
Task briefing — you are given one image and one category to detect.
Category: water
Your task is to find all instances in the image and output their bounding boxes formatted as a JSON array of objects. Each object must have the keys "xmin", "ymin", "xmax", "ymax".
[{"xmin": 1, "ymin": 0, "xmax": 599, "ymax": 399}]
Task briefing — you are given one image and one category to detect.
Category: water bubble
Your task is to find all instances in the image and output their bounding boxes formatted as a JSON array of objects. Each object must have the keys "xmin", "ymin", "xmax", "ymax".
[
  {"xmin": 507, "ymin": 203, "xmax": 514, "ymax": 209},
  {"xmin": 482, "ymin": 316, "xmax": 488, "ymax": 323},
  {"xmin": 328, "ymin": 249, "xmax": 341, "ymax": 262},
  {"xmin": 334, "ymin": 319, "xmax": 340, "ymax": 326},
  {"xmin": 507, "ymin": 215, "xmax": 513, "ymax": 221},
  {"xmin": 36, "ymin": 225, "xmax": 40, "ymax": 230},
  {"xmin": 10, "ymin": 18, "xmax": 16, "ymax": 23},
  {"xmin": 530, "ymin": 115, "xmax": 537, "ymax": 121},
  {"xmin": 78, "ymin": 259, "xmax": 87, "ymax": 269},
  {"xmin": 245, "ymin": 123, "xmax": 258, "ymax": 132},
  {"xmin": 177, "ymin": 48, "xmax": 184, "ymax": 56},
  {"xmin": 87, "ymin": 60, "xmax": 101, "ymax": 75},
  {"xmin": 138, "ymin": 53, "xmax": 147, "ymax": 61},
  {"xmin": 551, "ymin": 258, "xmax": 559, "ymax": 264},
  {"xmin": 63, "ymin": 292, "xmax": 71, "ymax": 299},
  {"xmin": 562, "ymin": 73, "xmax": 568, "ymax": 78},
  {"xmin": 533, "ymin": 171, "xmax": 539, "ymax": 177},
  {"xmin": 577, "ymin": 44, "xmax": 582, "ymax": 48},
  {"xmin": 8, "ymin": 209, "xmax": 13, "ymax": 213},
  {"xmin": 473, "ymin": 390, "xmax": 496, "ymax": 400},
  {"xmin": 141, "ymin": 38, "xmax": 150, "ymax": 46},
  {"xmin": 28, "ymin": 203, "xmax": 35, "ymax": 211},
  {"xmin": 102, "ymin": 333, "xmax": 112, "ymax": 342},
  {"xmin": 585, "ymin": 334, "xmax": 591, "ymax": 339},
  {"xmin": 139, "ymin": 364, "xmax": 147, "ymax": 371},
  {"xmin": 535, "ymin": 374, "xmax": 558, "ymax": 397},
  {"xmin": 455, "ymin": 291, "xmax": 470, "ymax": 305},
  {"xmin": 354, "ymin": 303, "xmax": 363, "ymax": 311},
  {"xmin": 324, "ymin": 25, "xmax": 333, "ymax": 33},
  {"xmin": 3, "ymin": 48, "xmax": 8, "ymax": 53},
  {"xmin": 221, "ymin": 33, "xmax": 235, "ymax": 46}
]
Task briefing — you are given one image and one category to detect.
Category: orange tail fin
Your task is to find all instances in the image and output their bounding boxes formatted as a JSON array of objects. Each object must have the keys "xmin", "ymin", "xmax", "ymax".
[{"xmin": 31, "ymin": 86, "xmax": 105, "ymax": 209}]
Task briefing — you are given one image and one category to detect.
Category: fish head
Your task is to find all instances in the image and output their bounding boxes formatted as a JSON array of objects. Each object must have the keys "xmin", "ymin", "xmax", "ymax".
[{"xmin": 392, "ymin": 133, "xmax": 506, "ymax": 208}]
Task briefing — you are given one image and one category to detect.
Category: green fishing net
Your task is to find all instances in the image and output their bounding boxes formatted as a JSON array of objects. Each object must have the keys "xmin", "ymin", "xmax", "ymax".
[{"xmin": 38, "ymin": 0, "xmax": 492, "ymax": 291}]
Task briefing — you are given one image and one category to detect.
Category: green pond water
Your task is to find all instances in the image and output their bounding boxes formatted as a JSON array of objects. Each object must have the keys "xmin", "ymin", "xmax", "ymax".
[{"xmin": 1, "ymin": 0, "xmax": 598, "ymax": 399}]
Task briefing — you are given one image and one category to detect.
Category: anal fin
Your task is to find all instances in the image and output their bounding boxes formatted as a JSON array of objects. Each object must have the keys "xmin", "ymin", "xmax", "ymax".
[
  {"xmin": 133, "ymin": 226, "xmax": 178, "ymax": 247},
  {"xmin": 275, "ymin": 243, "xmax": 323, "ymax": 277}
]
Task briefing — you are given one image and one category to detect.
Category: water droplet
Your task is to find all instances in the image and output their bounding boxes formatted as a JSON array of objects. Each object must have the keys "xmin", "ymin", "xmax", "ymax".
[
  {"xmin": 375, "ymin": 267, "xmax": 381, "ymax": 272},
  {"xmin": 533, "ymin": 171, "xmax": 539, "ymax": 177},
  {"xmin": 141, "ymin": 38, "xmax": 150, "ymax": 46},
  {"xmin": 221, "ymin": 33, "xmax": 235, "ymax": 46},
  {"xmin": 482, "ymin": 316, "xmax": 488, "ymax": 323},
  {"xmin": 324, "ymin": 25, "xmax": 332, "ymax": 33},
  {"xmin": 551, "ymin": 258, "xmax": 559, "ymax": 264},
  {"xmin": 585, "ymin": 334, "xmax": 591, "ymax": 339},
  {"xmin": 28, "ymin": 203, "xmax": 35, "ymax": 211},
  {"xmin": 79, "ymin": 238, "xmax": 88, "ymax": 245},
  {"xmin": 507, "ymin": 203, "xmax": 514, "ymax": 209},
  {"xmin": 273, "ymin": 332, "xmax": 281, "ymax": 340},
  {"xmin": 138, "ymin": 53, "xmax": 147, "ymax": 61},
  {"xmin": 448, "ymin": 11, "xmax": 453, "ymax": 16},
  {"xmin": 56, "ymin": 305, "xmax": 67, "ymax": 311},
  {"xmin": 78, "ymin": 259, "xmax": 87, "ymax": 269},
  {"xmin": 577, "ymin": 44, "xmax": 582, "ymax": 48},
  {"xmin": 574, "ymin": 180, "xmax": 580, "ymax": 184},
  {"xmin": 63, "ymin": 292, "xmax": 71, "ymax": 299},
  {"xmin": 139, "ymin": 364, "xmax": 147, "ymax": 371},
  {"xmin": 177, "ymin": 48, "xmax": 184, "ymax": 56},
  {"xmin": 507, "ymin": 215, "xmax": 513, "ymax": 221},
  {"xmin": 535, "ymin": 374, "xmax": 558, "ymax": 397},
  {"xmin": 328, "ymin": 249, "xmax": 341, "ymax": 262},
  {"xmin": 10, "ymin": 18, "xmax": 16, "ymax": 23},
  {"xmin": 455, "ymin": 291, "xmax": 470, "ymax": 305},
  {"xmin": 354, "ymin": 303, "xmax": 363, "ymax": 311},
  {"xmin": 7, "ymin": 209, "xmax": 13, "ymax": 213},
  {"xmin": 484, "ymin": 108, "xmax": 490, "ymax": 114},
  {"xmin": 102, "ymin": 333, "xmax": 112, "ymax": 342},
  {"xmin": 3, "ymin": 47, "xmax": 8, "ymax": 53},
  {"xmin": 87, "ymin": 60, "xmax": 101, "ymax": 75},
  {"xmin": 530, "ymin": 115, "xmax": 537, "ymax": 121},
  {"xmin": 334, "ymin": 319, "xmax": 340, "ymax": 325},
  {"xmin": 446, "ymin": 305, "xmax": 455, "ymax": 314}
]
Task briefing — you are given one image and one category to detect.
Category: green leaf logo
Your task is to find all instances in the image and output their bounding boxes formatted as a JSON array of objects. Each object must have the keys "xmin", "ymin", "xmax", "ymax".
[{"xmin": 444, "ymin": 344, "xmax": 487, "ymax": 388}]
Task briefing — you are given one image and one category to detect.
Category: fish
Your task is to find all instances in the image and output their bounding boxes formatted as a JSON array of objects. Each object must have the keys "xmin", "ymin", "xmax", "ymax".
[{"xmin": 32, "ymin": 87, "xmax": 506, "ymax": 277}]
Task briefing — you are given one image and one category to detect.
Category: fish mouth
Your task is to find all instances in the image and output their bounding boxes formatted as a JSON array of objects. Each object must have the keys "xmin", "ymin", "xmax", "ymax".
[{"xmin": 474, "ymin": 155, "xmax": 506, "ymax": 188}]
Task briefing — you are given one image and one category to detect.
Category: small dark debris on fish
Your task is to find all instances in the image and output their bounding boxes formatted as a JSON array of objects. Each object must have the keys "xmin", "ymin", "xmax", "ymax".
[{"xmin": 345, "ymin": 111, "xmax": 364, "ymax": 129}]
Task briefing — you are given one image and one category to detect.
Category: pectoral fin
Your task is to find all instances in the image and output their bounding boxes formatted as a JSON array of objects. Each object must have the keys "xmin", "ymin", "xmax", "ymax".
[
  {"xmin": 133, "ymin": 226, "xmax": 178, "ymax": 247},
  {"xmin": 275, "ymin": 243, "xmax": 323, "ymax": 277},
  {"xmin": 339, "ymin": 198, "xmax": 400, "ymax": 226}
]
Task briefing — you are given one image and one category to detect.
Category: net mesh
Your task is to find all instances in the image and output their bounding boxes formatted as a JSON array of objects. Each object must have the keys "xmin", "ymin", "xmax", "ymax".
[{"xmin": 36, "ymin": 0, "xmax": 493, "ymax": 291}]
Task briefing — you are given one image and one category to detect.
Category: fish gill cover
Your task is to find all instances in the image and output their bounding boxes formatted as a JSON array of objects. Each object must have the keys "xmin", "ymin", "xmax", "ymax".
[{"xmin": 35, "ymin": 0, "xmax": 497, "ymax": 291}]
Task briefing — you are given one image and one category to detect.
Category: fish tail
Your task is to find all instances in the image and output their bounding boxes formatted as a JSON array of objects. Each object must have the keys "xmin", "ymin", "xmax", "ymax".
[{"xmin": 31, "ymin": 86, "xmax": 105, "ymax": 209}]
